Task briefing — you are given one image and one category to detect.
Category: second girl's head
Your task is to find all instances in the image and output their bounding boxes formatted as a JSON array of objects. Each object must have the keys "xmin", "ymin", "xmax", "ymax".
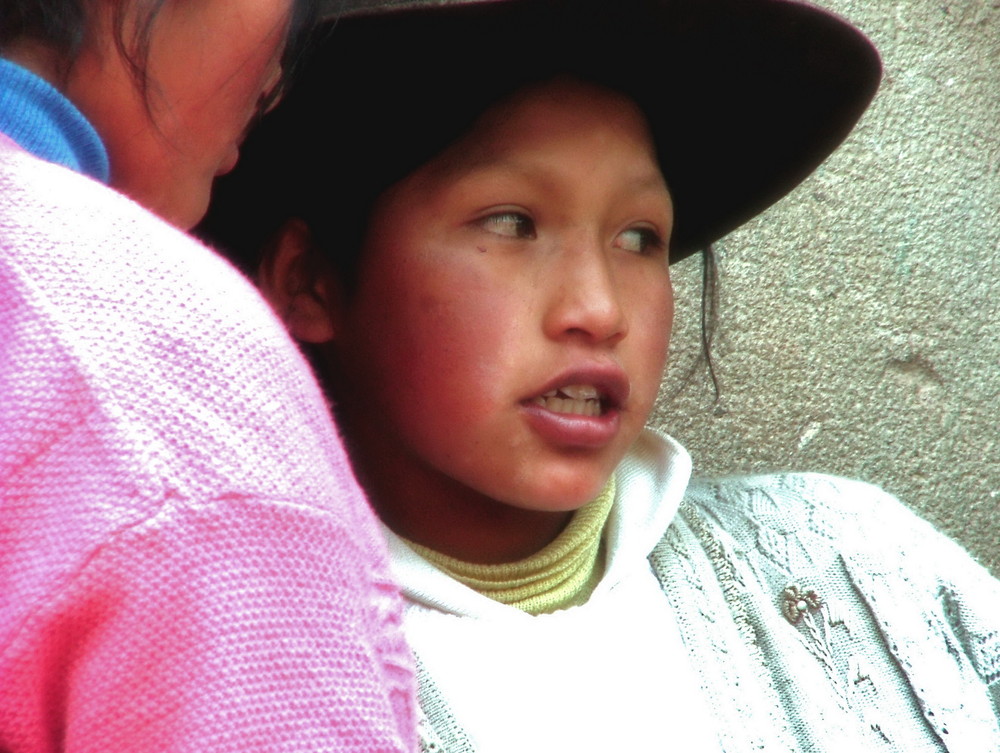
[{"xmin": 1, "ymin": 0, "xmax": 315, "ymax": 228}]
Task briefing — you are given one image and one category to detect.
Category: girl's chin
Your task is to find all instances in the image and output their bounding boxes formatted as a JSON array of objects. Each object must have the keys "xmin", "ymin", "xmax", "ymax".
[{"xmin": 497, "ymin": 476, "xmax": 616, "ymax": 514}]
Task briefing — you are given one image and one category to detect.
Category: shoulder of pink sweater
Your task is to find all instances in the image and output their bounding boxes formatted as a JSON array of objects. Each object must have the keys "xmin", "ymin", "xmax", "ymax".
[
  {"xmin": 1, "ymin": 132, "xmax": 396, "ymax": 591},
  {"xmin": 0, "ymin": 492, "xmax": 416, "ymax": 751},
  {"xmin": 1, "ymin": 135, "xmax": 353, "ymax": 503},
  {"xmin": 0, "ymin": 135, "xmax": 417, "ymax": 750}
]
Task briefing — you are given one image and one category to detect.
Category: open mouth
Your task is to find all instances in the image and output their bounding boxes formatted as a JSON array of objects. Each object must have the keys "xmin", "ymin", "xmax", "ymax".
[{"xmin": 531, "ymin": 384, "xmax": 608, "ymax": 418}]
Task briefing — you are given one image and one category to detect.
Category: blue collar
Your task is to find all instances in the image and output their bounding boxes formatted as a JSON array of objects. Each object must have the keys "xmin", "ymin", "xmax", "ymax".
[{"xmin": 0, "ymin": 58, "xmax": 109, "ymax": 182}]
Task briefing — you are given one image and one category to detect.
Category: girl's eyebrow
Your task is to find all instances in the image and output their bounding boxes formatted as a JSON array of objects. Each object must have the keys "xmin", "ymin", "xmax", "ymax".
[{"xmin": 623, "ymin": 173, "xmax": 672, "ymax": 195}]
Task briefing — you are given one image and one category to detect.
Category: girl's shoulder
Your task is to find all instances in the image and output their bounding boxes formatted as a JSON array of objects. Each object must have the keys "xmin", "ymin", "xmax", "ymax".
[
  {"xmin": 683, "ymin": 472, "xmax": 948, "ymax": 562},
  {"xmin": 664, "ymin": 473, "xmax": 1000, "ymax": 749},
  {"xmin": 679, "ymin": 470, "xmax": 1000, "ymax": 625}
]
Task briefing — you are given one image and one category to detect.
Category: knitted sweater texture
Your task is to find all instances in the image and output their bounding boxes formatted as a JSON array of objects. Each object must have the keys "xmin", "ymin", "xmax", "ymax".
[
  {"xmin": 0, "ymin": 132, "xmax": 417, "ymax": 751},
  {"xmin": 393, "ymin": 430, "xmax": 1000, "ymax": 753}
]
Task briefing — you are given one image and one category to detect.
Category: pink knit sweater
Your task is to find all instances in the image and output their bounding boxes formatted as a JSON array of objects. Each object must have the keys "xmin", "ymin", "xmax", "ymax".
[{"xmin": 0, "ymin": 134, "xmax": 416, "ymax": 751}]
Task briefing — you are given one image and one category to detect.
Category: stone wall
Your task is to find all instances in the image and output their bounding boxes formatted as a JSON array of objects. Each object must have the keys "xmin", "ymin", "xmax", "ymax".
[{"xmin": 653, "ymin": 0, "xmax": 1000, "ymax": 575}]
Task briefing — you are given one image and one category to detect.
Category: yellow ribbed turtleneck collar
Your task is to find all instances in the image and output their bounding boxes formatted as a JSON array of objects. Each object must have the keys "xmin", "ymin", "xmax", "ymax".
[{"xmin": 406, "ymin": 477, "xmax": 616, "ymax": 615}]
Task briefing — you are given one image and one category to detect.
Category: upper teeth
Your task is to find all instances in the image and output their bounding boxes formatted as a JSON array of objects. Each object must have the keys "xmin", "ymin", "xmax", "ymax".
[
  {"xmin": 535, "ymin": 384, "xmax": 604, "ymax": 416},
  {"xmin": 542, "ymin": 384, "xmax": 600, "ymax": 400}
]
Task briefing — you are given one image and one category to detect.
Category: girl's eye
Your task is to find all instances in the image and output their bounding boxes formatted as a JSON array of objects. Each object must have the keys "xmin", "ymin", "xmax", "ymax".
[
  {"xmin": 615, "ymin": 226, "xmax": 665, "ymax": 256},
  {"xmin": 479, "ymin": 211, "xmax": 536, "ymax": 239}
]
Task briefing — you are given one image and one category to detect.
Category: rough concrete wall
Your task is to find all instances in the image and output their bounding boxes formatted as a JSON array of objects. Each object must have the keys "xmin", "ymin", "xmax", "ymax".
[{"xmin": 653, "ymin": 0, "xmax": 1000, "ymax": 576}]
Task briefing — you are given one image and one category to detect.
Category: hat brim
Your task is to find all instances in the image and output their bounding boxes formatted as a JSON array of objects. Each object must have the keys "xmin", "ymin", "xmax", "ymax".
[{"xmin": 317, "ymin": 0, "xmax": 881, "ymax": 262}]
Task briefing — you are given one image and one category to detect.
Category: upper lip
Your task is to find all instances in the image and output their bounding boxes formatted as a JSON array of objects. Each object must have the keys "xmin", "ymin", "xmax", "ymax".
[{"xmin": 525, "ymin": 364, "xmax": 630, "ymax": 412}]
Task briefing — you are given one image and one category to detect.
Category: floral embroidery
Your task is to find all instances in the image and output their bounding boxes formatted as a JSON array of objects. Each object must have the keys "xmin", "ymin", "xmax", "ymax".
[{"xmin": 781, "ymin": 584, "xmax": 822, "ymax": 625}]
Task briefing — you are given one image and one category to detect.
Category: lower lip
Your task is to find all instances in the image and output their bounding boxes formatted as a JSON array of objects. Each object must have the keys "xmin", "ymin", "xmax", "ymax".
[{"xmin": 521, "ymin": 402, "xmax": 622, "ymax": 450}]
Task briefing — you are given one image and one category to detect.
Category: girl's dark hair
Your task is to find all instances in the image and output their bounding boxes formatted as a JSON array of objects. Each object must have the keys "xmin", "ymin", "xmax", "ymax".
[
  {"xmin": 0, "ymin": 0, "xmax": 317, "ymax": 104},
  {"xmin": 0, "ymin": 0, "xmax": 91, "ymax": 61},
  {"xmin": 701, "ymin": 244, "xmax": 724, "ymax": 406}
]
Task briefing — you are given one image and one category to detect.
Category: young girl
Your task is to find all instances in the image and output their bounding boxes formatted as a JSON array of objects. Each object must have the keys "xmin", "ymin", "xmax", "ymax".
[
  {"xmin": 0, "ymin": 1, "xmax": 415, "ymax": 749},
  {"xmin": 204, "ymin": 0, "xmax": 1000, "ymax": 750}
]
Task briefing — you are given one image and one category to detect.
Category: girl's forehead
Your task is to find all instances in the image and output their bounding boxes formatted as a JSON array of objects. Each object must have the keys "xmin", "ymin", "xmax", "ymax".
[{"xmin": 427, "ymin": 77, "xmax": 664, "ymax": 181}]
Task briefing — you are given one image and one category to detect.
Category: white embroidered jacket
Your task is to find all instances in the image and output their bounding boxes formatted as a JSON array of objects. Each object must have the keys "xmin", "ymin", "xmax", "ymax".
[{"xmin": 398, "ymin": 430, "xmax": 1000, "ymax": 753}]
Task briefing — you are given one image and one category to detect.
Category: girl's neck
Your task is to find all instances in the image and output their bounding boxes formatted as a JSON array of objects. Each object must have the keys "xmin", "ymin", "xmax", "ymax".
[{"xmin": 368, "ymin": 467, "xmax": 573, "ymax": 564}]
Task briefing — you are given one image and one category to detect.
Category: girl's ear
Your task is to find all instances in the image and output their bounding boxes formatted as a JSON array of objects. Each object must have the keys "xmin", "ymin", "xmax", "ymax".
[{"xmin": 258, "ymin": 218, "xmax": 342, "ymax": 344}]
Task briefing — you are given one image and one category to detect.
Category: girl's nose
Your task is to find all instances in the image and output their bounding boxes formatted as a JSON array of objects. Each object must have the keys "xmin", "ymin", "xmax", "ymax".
[{"xmin": 542, "ymin": 239, "xmax": 628, "ymax": 346}]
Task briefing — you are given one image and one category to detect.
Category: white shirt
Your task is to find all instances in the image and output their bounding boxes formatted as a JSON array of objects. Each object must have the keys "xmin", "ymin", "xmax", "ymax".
[{"xmin": 385, "ymin": 430, "xmax": 723, "ymax": 753}]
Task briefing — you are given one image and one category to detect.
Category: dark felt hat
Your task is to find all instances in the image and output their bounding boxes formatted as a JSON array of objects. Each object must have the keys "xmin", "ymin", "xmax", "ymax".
[
  {"xmin": 203, "ymin": 0, "xmax": 880, "ymax": 267},
  {"xmin": 314, "ymin": 0, "xmax": 881, "ymax": 262}
]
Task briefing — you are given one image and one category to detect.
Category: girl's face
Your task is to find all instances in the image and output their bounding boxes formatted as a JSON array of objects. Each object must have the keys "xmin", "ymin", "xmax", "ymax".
[
  {"xmin": 289, "ymin": 79, "xmax": 674, "ymax": 560},
  {"xmin": 65, "ymin": 0, "xmax": 293, "ymax": 229}
]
